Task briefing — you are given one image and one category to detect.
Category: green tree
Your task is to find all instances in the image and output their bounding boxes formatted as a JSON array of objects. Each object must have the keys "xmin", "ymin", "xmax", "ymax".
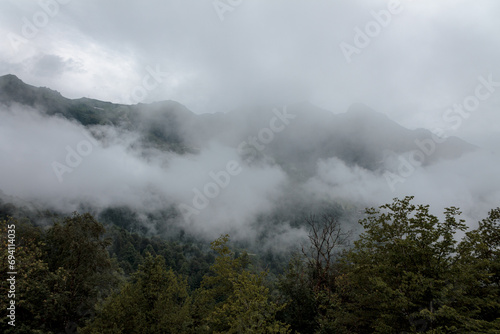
[
  {"xmin": 1, "ymin": 213, "xmax": 119, "ymax": 333},
  {"xmin": 193, "ymin": 234, "xmax": 290, "ymax": 334},
  {"xmin": 318, "ymin": 197, "xmax": 500, "ymax": 333},
  {"xmin": 81, "ymin": 254, "xmax": 192, "ymax": 334},
  {"xmin": 455, "ymin": 208, "xmax": 500, "ymax": 331},
  {"xmin": 278, "ymin": 253, "xmax": 317, "ymax": 333},
  {"xmin": 325, "ymin": 197, "xmax": 468, "ymax": 333},
  {"xmin": 44, "ymin": 212, "xmax": 119, "ymax": 333},
  {"xmin": 0, "ymin": 218, "xmax": 55, "ymax": 333}
]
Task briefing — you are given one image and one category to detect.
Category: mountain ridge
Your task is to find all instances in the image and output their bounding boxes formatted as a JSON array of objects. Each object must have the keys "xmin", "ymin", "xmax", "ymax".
[{"xmin": 0, "ymin": 74, "xmax": 476, "ymax": 175}]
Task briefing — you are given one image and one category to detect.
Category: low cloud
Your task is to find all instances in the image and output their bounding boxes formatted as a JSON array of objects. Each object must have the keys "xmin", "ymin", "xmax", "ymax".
[
  {"xmin": 303, "ymin": 151, "xmax": 500, "ymax": 229},
  {"xmin": 0, "ymin": 104, "xmax": 292, "ymax": 241},
  {"xmin": 1, "ymin": 100, "xmax": 499, "ymax": 248}
]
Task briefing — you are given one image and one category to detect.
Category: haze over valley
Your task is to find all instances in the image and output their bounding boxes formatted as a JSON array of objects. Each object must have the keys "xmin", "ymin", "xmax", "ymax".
[{"xmin": 0, "ymin": 74, "xmax": 498, "ymax": 249}]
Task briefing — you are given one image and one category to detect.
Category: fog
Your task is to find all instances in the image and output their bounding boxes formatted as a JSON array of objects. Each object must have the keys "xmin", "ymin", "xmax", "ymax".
[
  {"xmin": 0, "ymin": 1, "xmax": 499, "ymax": 247},
  {"xmin": 0, "ymin": 104, "xmax": 291, "ymax": 241},
  {"xmin": 305, "ymin": 152, "xmax": 500, "ymax": 226},
  {"xmin": 1, "ymin": 100, "xmax": 499, "ymax": 247}
]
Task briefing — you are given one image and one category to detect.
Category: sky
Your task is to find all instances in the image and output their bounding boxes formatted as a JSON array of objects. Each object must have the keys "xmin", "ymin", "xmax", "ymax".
[{"xmin": 1, "ymin": 0, "xmax": 499, "ymax": 149}]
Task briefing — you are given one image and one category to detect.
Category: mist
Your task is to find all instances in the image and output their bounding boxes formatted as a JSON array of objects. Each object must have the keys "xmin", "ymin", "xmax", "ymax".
[
  {"xmin": 0, "ymin": 103, "xmax": 294, "ymax": 242},
  {"xmin": 1, "ymin": 99, "xmax": 498, "ymax": 248},
  {"xmin": 1, "ymin": 0, "xmax": 499, "ymax": 249}
]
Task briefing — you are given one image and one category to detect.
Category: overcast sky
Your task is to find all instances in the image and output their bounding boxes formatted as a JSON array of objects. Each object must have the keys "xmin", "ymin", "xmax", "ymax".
[{"xmin": 1, "ymin": 0, "xmax": 499, "ymax": 149}]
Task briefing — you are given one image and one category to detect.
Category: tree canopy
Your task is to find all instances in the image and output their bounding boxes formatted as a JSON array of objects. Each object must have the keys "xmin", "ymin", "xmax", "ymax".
[{"xmin": 1, "ymin": 197, "xmax": 499, "ymax": 333}]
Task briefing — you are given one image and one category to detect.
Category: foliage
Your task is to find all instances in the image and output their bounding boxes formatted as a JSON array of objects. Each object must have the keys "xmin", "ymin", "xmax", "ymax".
[
  {"xmin": 44, "ymin": 212, "xmax": 120, "ymax": 332},
  {"xmin": 1, "ymin": 199, "xmax": 500, "ymax": 333},
  {"xmin": 193, "ymin": 234, "xmax": 291, "ymax": 333},
  {"xmin": 278, "ymin": 214, "xmax": 351, "ymax": 333},
  {"xmin": 105, "ymin": 225, "xmax": 214, "ymax": 289},
  {"xmin": 280, "ymin": 197, "xmax": 500, "ymax": 333},
  {"xmin": 0, "ymin": 218, "xmax": 55, "ymax": 333},
  {"xmin": 81, "ymin": 254, "xmax": 192, "ymax": 334},
  {"xmin": 456, "ymin": 208, "xmax": 500, "ymax": 331},
  {"xmin": 0, "ymin": 213, "xmax": 120, "ymax": 333}
]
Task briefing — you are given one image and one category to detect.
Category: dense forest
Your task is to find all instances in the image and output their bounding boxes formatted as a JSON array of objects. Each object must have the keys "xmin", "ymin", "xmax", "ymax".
[{"xmin": 1, "ymin": 196, "xmax": 499, "ymax": 333}]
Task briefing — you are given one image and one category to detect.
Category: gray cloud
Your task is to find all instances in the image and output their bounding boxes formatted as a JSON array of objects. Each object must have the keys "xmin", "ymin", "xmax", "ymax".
[
  {"xmin": 0, "ymin": 104, "xmax": 292, "ymax": 241},
  {"xmin": 0, "ymin": 1, "xmax": 498, "ymax": 135},
  {"xmin": 26, "ymin": 54, "xmax": 82, "ymax": 77},
  {"xmin": 303, "ymin": 152, "xmax": 500, "ymax": 226}
]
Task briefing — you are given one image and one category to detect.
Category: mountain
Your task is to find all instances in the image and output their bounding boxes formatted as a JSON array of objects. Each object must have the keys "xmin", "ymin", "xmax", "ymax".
[
  {"xmin": 0, "ymin": 74, "xmax": 197, "ymax": 153},
  {"xmin": 0, "ymin": 74, "xmax": 476, "ymax": 177},
  {"xmin": 0, "ymin": 73, "xmax": 486, "ymax": 254}
]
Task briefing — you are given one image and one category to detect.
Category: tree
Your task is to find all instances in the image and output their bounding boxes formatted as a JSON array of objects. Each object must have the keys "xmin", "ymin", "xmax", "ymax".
[
  {"xmin": 279, "ymin": 214, "xmax": 351, "ymax": 333},
  {"xmin": 1, "ymin": 213, "xmax": 119, "ymax": 333},
  {"xmin": 0, "ymin": 218, "xmax": 55, "ymax": 333},
  {"xmin": 81, "ymin": 254, "xmax": 192, "ymax": 334},
  {"xmin": 324, "ymin": 197, "xmax": 500, "ymax": 333},
  {"xmin": 278, "ymin": 253, "xmax": 317, "ymax": 333},
  {"xmin": 194, "ymin": 234, "xmax": 290, "ymax": 333},
  {"xmin": 456, "ymin": 208, "xmax": 500, "ymax": 331},
  {"xmin": 302, "ymin": 214, "xmax": 351, "ymax": 291},
  {"xmin": 44, "ymin": 212, "xmax": 119, "ymax": 333}
]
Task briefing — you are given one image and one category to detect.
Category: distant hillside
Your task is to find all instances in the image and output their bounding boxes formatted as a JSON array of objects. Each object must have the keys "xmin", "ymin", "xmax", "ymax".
[
  {"xmin": 0, "ymin": 74, "xmax": 476, "ymax": 181},
  {"xmin": 0, "ymin": 74, "xmax": 482, "ymax": 248}
]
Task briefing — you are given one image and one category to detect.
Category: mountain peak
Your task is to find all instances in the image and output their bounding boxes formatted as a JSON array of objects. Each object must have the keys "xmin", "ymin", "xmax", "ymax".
[
  {"xmin": 346, "ymin": 102, "xmax": 386, "ymax": 117},
  {"xmin": 0, "ymin": 74, "xmax": 27, "ymax": 88},
  {"xmin": 0, "ymin": 74, "xmax": 22, "ymax": 82},
  {"xmin": 0, "ymin": 74, "xmax": 67, "ymax": 109}
]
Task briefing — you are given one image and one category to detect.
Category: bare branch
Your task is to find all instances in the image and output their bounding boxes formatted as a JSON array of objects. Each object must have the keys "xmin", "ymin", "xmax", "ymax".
[{"xmin": 301, "ymin": 214, "xmax": 352, "ymax": 288}]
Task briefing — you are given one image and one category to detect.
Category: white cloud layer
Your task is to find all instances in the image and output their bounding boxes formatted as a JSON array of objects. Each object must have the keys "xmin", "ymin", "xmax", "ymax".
[{"xmin": 0, "ymin": 105, "xmax": 290, "ymax": 240}]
